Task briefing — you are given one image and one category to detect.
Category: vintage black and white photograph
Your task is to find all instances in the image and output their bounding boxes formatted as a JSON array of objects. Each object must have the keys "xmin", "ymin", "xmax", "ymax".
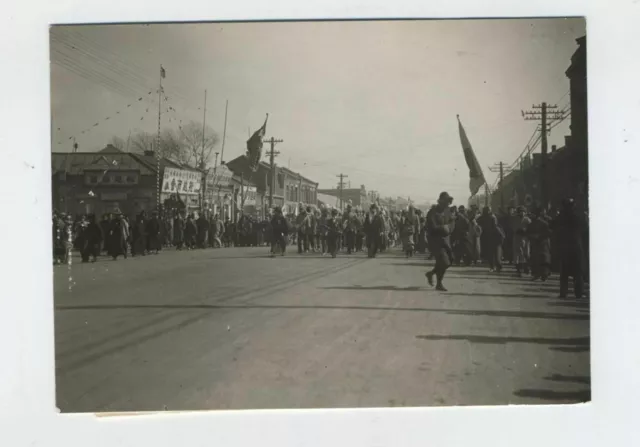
[{"xmin": 50, "ymin": 18, "xmax": 589, "ymax": 413}]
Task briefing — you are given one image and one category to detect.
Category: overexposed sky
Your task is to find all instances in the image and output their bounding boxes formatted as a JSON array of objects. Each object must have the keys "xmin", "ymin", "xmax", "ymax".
[{"xmin": 50, "ymin": 18, "xmax": 585, "ymax": 203}]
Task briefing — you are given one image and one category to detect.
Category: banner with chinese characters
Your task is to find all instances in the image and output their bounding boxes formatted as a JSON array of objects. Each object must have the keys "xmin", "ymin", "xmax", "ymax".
[
  {"xmin": 241, "ymin": 186, "xmax": 257, "ymax": 206},
  {"xmin": 206, "ymin": 165, "xmax": 234, "ymax": 190},
  {"xmin": 162, "ymin": 168, "xmax": 202, "ymax": 196}
]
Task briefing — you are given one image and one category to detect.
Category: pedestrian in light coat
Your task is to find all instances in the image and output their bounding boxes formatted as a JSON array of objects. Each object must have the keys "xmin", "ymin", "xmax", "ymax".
[{"xmin": 527, "ymin": 206, "xmax": 552, "ymax": 281}]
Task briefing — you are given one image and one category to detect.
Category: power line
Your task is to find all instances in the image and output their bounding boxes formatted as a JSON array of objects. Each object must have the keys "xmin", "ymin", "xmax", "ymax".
[
  {"xmin": 53, "ymin": 28, "xmax": 198, "ymax": 106},
  {"xmin": 51, "ymin": 34, "xmax": 153, "ymax": 99}
]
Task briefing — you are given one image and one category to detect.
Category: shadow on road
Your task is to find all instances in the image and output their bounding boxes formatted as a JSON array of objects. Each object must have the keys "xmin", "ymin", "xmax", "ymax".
[
  {"xmin": 415, "ymin": 334, "xmax": 590, "ymax": 346},
  {"xmin": 57, "ymin": 303, "xmax": 589, "ymax": 321},
  {"xmin": 549, "ymin": 346, "xmax": 590, "ymax": 353},
  {"xmin": 547, "ymin": 300, "xmax": 590, "ymax": 310},
  {"xmin": 513, "ymin": 388, "xmax": 591, "ymax": 402},
  {"xmin": 544, "ymin": 374, "xmax": 591, "ymax": 385},
  {"xmin": 443, "ymin": 292, "xmax": 550, "ymax": 299},
  {"xmin": 322, "ymin": 286, "xmax": 423, "ymax": 291}
]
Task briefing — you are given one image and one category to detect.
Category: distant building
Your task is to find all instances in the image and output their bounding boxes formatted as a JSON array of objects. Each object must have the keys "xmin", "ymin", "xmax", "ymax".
[
  {"xmin": 225, "ymin": 155, "xmax": 318, "ymax": 215},
  {"xmin": 318, "ymin": 184, "xmax": 369, "ymax": 209},
  {"xmin": 488, "ymin": 35, "xmax": 588, "ymax": 212}
]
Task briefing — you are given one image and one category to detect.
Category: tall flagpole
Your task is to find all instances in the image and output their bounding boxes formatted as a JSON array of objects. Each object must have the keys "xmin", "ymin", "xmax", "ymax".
[
  {"xmin": 220, "ymin": 100, "xmax": 228, "ymax": 164},
  {"xmin": 156, "ymin": 65, "xmax": 163, "ymax": 212},
  {"xmin": 200, "ymin": 90, "xmax": 207, "ymax": 213}
]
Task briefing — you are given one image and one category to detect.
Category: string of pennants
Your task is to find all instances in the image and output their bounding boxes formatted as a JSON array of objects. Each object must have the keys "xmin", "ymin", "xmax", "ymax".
[{"xmin": 54, "ymin": 89, "xmax": 182, "ymax": 146}]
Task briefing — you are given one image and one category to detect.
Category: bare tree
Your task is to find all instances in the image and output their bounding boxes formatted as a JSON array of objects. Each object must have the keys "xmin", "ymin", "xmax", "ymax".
[
  {"xmin": 110, "ymin": 136, "xmax": 127, "ymax": 150},
  {"xmin": 178, "ymin": 121, "xmax": 220, "ymax": 170},
  {"xmin": 130, "ymin": 131, "xmax": 155, "ymax": 153},
  {"xmin": 159, "ymin": 129, "xmax": 186, "ymax": 164}
]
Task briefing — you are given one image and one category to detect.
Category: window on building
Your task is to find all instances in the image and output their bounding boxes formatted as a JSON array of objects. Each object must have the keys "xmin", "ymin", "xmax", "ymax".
[
  {"xmin": 115, "ymin": 175, "xmax": 123, "ymax": 184},
  {"xmin": 126, "ymin": 175, "xmax": 136, "ymax": 183},
  {"xmin": 88, "ymin": 175, "xmax": 98, "ymax": 184}
]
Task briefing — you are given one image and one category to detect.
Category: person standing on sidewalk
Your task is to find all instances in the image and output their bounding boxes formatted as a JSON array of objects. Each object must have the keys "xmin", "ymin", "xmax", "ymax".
[
  {"xmin": 426, "ymin": 192, "xmax": 454, "ymax": 291},
  {"xmin": 512, "ymin": 206, "xmax": 531, "ymax": 277},
  {"xmin": 487, "ymin": 214, "xmax": 506, "ymax": 273},
  {"xmin": 550, "ymin": 198, "xmax": 587, "ymax": 299},
  {"xmin": 173, "ymin": 213, "xmax": 185, "ymax": 250},
  {"xmin": 527, "ymin": 205, "xmax": 552, "ymax": 281},
  {"xmin": 146, "ymin": 210, "xmax": 162, "ymax": 255}
]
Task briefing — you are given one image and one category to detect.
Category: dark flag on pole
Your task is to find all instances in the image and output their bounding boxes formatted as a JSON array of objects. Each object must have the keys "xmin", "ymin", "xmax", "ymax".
[
  {"xmin": 160, "ymin": 66, "xmax": 166, "ymax": 79},
  {"xmin": 246, "ymin": 114, "xmax": 268, "ymax": 172},
  {"xmin": 457, "ymin": 115, "xmax": 486, "ymax": 196}
]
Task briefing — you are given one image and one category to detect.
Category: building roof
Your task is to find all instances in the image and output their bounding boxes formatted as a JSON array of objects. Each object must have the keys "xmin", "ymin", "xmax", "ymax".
[
  {"xmin": 226, "ymin": 155, "xmax": 318, "ymax": 186},
  {"xmin": 51, "ymin": 147, "xmax": 205, "ymax": 177},
  {"xmin": 51, "ymin": 152, "xmax": 156, "ymax": 176},
  {"xmin": 98, "ymin": 145, "xmax": 124, "ymax": 154},
  {"xmin": 277, "ymin": 166, "xmax": 318, "ymax": 186},
  {"xmin": 317, "ymin": 188, "xmax": 364, "ymax": 195}
]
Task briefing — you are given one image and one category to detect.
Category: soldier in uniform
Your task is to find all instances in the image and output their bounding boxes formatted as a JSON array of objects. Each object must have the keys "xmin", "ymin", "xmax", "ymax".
[
  {"xmin": 269, "ymin": 206, "xmax": 289, "ymax": 257},
  {"xmin": 425, "ymin": 192, "xmax": 455, "ymax": 291},
  {"xmin": 364, "ymin": 204, "xmax": 384, "ymax": 258},
  {"xmin": 326, "ymin": 208, "xmax": 342, "ymax": 258}
]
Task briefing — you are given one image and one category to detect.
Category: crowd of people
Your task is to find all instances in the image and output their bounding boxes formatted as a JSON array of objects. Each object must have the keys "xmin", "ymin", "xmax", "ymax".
[
  {"xmin": 266, "ymin": 193, "xmax": 588, "ymax": 298},
  {"xmin": 53, "ymin": 192, "xmax": 588, "ymax": 299}
]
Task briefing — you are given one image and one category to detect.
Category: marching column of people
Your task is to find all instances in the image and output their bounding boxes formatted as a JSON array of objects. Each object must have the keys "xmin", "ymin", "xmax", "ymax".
[{"xmin": 53, "ymin": 194, "xmax": 588, "ymax": 299}]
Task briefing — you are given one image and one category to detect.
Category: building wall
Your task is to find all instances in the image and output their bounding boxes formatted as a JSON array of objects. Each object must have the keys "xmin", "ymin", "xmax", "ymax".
[
  {"xmin": 317, "ymin": 186, "xmax": 368, "ymax": 208},
  {"xmin": 52, "ymin": 170, "xmax": 158, "ymax": 218}
]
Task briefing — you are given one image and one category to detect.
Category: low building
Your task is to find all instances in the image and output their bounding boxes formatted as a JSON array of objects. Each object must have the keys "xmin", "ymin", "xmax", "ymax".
[
  {"xmin": 51, "ymin": 145, "xmax": 205, "ymax": 218},
  {"xmin": 230, "ymin": 173, "xmax": 266, "ymax": 220},
  {"xmin": 225, "ymin": 155, "xmax": 319, "ymax": 215},
  {"xmin": 317, "ymin": 184, "xmax": 369, "ymax": 210}
]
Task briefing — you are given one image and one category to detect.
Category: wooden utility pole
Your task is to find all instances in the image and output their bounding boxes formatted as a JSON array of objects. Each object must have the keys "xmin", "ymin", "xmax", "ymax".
[
  {"xmin": 264, "ymin": 137, "xmax": 283, "ymax": 209},
  {"xmin": 201, "ymin": 89, "xmax": 207, "ymax": 170},
  {"xmin": 522, "ymin": 102, "xmax": 564, "ymax": 209},
  {"xmin": 337, "ymin": 173, "xmax": 348, "ymax": 211},
  {"xmin": 489, "ymin": 161, "xmax": 512, "ymax": 211},
  {"xmin": 484, "ymin": 183, "xmax": 489, "ymax": 208},
  {"xmin": 156, "ymin": 65, "xmax": 164, "ymax": 211},
  {"xmin": 240, "ymin": 172, "xmax": 245, "ymax": 212},
  {"xmin": 220, "ymin": 100, "xmax": 228, "ymax": 164}
]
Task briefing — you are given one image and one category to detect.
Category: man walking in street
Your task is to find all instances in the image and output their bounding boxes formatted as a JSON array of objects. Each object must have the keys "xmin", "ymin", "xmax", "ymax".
[
  {"xmin": 426, "ymin": 192, "xmax": 455, "ymax": 291},
  {"xmin": 270, "ymin": 206, "xmax": 288, "ymax": 257}
]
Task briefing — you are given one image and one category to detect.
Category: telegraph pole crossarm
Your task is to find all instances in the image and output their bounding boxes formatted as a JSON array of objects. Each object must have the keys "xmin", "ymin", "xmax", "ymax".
[
  {"xmin": 521, "ymin": 101, "xmax": 565, "ymax": 209},
  {"xmin": 489, "ymin": 161, "xmax": 513, "ymax": 210},
  {"xmin": 336, "ymin": 173, "xmax": 349, "ymax": 211},
  {"xmin": 263, "ymin": 137, "xmax": 283, "ymax": 209}
]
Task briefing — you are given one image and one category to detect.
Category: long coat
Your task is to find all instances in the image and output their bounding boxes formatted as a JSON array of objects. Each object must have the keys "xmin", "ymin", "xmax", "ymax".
[
  {"xmin": 527, "ymin": 216, "xmax": 552, "ymax": 269},
  {"xmin": 107, "ymin": 219, "xmax": 129, "ymax": 257},
  {"xmin": 512, "ymin": 216, "xmax": 531, "ymax": 265},
  {"xmin": 173, "ymin": 216, "xmax": 185, "ymax": 244},
  {"xmin": 427, "ymin": 205, "xmax": 454, "ymax": 267},
  {"xmin": 146, "ymin": 217, "xmax": 162, "ymax": 251},
  {"xmin": 131, "ymin": 218, "xmax": 147, "ymax": 254},
  {"xmin": 550, "ymin": 210, "xmax": 587, "ymax": 277}
]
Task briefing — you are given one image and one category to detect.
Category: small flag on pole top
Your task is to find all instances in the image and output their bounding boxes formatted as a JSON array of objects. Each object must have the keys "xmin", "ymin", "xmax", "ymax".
[
  {"xmin": 457, "ymin": 115, "xmax": 486, "ymax": 196},
  {"xmin": 160, "ymin": 66, "xmax": 166, "ymax": 79}
]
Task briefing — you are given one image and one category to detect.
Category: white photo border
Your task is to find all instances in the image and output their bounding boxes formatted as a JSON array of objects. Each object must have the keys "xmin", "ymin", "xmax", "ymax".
[{"xmin": 2, "ymin": 0, "xmax": 639, "ymax": 446}]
